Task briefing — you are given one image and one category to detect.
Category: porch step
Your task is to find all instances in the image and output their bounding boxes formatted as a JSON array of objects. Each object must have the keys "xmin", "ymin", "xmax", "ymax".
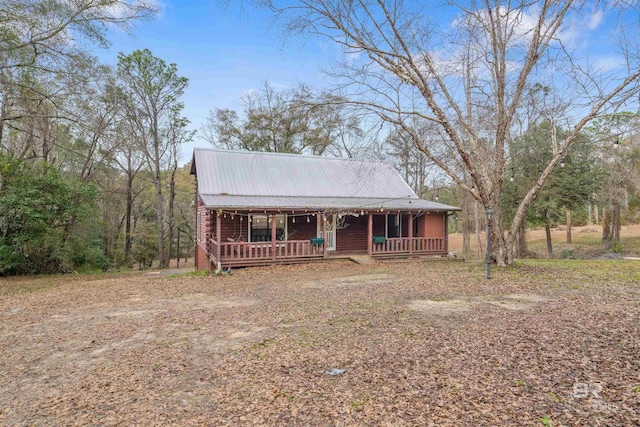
[{"xmin": 348, "ymin": 255, "xmax": 376, "ymax": 265}]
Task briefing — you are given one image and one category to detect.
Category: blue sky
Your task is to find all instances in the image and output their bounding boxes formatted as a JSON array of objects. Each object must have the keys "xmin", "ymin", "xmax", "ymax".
[
  {"xmin": 100, "ymin": 1, "xmax": 333, "ymax": 162},
  {"xmin": 97, "ymin": 1, "xmax": 637, "ymax": 163}
]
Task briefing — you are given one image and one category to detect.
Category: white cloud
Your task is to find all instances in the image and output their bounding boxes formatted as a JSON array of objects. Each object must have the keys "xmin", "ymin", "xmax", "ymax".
[
  {"xmin": 592, "ymin": 55, "xmax": 626, "ymax": 72},
  {"xmin": 104, "ymin": 0, "xmax": 163, "ymax": 20},
  {"xmin": 587, "ymin": 9, "xmax": 604, "ymax": 30}
]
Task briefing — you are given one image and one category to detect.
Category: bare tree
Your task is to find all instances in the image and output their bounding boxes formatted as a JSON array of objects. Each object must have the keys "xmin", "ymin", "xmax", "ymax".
[
  {"xmin": 166, "ymin": 111, "xmax": 194, "ymax": 266},
  {"xmin": 588, "ymin": 113, "xmax": 640, "ymax": 248},
  {"xmin": 254, "ymin": 0, "xmax": 640, "ymax": 265},
  {"xmin": 0, "ymin": 0, "xmax": 156, "ymax": 152},
  {"xmin": 117, "ymin": 49, "xmax": 189, "ymax": 268},
  {"xmin": 201, "ymin": 81, "xmax": 369, "ymax": 156}
]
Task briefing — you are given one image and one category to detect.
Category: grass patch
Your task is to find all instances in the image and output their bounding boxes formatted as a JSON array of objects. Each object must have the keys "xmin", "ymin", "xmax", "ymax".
[{"xmin": 165, "ymin": 270, "xmax": 208, "ymax": 278}]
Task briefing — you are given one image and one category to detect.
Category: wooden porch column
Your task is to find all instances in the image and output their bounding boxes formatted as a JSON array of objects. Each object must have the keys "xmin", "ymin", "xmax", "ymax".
[
  {"xmin": 408, "ymin": 213, "xmax": 413, "ymax": 255},
  {"xmin": 216, "ymin": 211, "xmax": 221, "ymax": 269},
  {"xmin": 367, "ymin": 213, "xmax": 373, "ymax": 255},
  {"xmin": 271, "ymin": 212, "xmax": 277, "ymax": 261},
  {"xmin": 444, "ymin": 213, "xmax": 449, "ymax": 253},
  {"xmin": 322, "ymin": 213, "xmax": 328, "ymax": 259}
]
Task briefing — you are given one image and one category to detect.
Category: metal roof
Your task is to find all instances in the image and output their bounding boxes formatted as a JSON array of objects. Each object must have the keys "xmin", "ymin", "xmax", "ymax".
[
  {"xmin": 192, "ymin": 148, "xmax": 460, "ymax": 211},
  {"xmin": 198, "ymin": 195, "xmax": 460, "ymax": 212}
]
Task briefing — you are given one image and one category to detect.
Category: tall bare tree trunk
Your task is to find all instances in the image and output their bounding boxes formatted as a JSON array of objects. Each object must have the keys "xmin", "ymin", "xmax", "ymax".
[
  {"xmin": 602, "ymin": 209, "xmax": 610, "ymax": 247},
  {"xmin": 459, "ymin": 189, "xmax": 472, "ymax": 259},
  {"xmin": 611, "ymin": 204, "xmax": 621, "ymax": 246},
  {"xmin": 594, "ymin": 204, "xmax": 599, "ymax": 225},
  {"xmin": 475, "ymin": 200, "xmax": 482, "ymax": 258},
  {"xmin": 545, "ymin": 224, "xmax": 553, "ymax": 259},
  {"xmin": 176, "ymin": 231, "xmax": 180, "ymax": 268},
  {"xmin": 152, "ymin": 114, "xmax": 166, "ymax": 268},
  {"xmin": 515, "ymin": 223, "xmax": 527, "ymax": 258},
  {"xmin": 124, "ymin": 172, "xmax": 133, "ymax": 265},
  {"xmin": 167, "ymin": 154, "xmax": 177, "ymax": 268},
  {"xmin": 566, "ymin": 208, "xmax": 572, "ymax": 243}
]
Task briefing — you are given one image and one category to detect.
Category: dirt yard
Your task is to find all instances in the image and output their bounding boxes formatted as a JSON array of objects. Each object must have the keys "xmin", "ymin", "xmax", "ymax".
[{"xmin": 1, "ymin": 260, "xmax": 639, "ymax": 426}]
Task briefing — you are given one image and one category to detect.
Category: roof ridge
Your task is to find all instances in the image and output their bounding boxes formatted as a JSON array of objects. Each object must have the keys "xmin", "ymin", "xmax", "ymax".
[
  {"xmin": 199, "ymin": 194, "xmax": 420, "ymax": 200},
  {"xmin": 193, "ymin": 147, "xmax": 389, "ymax": 165}
]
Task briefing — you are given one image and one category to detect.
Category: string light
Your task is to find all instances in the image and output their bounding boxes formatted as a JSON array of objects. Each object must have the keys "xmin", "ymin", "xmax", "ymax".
[
  {"xmin": 560, "ymin": 158, "xmax": 566, "ymax": 168},
  {"xmin": 212, "ymin": 194, "xmax": 426, "ymax": 221}
]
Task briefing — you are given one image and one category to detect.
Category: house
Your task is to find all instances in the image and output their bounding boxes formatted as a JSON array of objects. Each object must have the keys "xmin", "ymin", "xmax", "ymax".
[{"xmin": 190, "ymin": 148, "xmax": 460, "ymax": 271}]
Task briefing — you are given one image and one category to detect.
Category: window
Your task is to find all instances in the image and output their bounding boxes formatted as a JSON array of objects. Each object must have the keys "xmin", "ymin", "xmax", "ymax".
[
  {"xmin": 249, "ymin": 214, "xmax": 287, "ymax": 242},
  {"xmin": 386, "ymin": 214, "xmax": 402, "ymax": 238}
]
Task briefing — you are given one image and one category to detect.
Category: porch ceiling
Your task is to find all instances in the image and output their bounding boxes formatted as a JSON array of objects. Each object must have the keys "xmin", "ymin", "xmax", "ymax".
[{"xmin": 198, "ymin": 195, "xmax": 460, "ymax": 212}]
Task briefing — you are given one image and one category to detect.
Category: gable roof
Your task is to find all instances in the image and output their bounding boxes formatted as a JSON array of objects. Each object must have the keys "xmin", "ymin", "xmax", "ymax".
[{"xmin": 191, "ymin": 148, "xmax": 460, "ymax": 212}]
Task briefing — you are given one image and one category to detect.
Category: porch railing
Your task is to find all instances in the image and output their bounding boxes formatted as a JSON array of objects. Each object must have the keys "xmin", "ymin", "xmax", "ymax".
[
  {"xmin": 209, "ymin": 239, "xmax": 219, "ymax": 264},
  {"xmin": 214, "ymin": 239, "xmax": 325, "ymax": 263},
  {"xmin": 372, "ymin": 237, "xmax": 445, "ymax": 255}
]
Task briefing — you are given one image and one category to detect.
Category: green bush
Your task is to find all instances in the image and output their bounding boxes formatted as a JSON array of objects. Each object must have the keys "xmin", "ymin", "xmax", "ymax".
[{"xmin": 0, "ymin": 155, "xmax": 101, "ymax": 275}]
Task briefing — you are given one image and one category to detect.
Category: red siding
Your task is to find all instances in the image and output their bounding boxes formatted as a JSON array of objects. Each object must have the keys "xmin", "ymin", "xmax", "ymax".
[
  {"xmin": 218, "ymin": 214, "xmax": 248, "ymax": 242},
  {"xmin": 196, "ymin": 199, "xmax": 209, "ymax": 244},
  {"xmin": 372, "ymin": 214, "xmax": 386, "ymax": 236},
  {"xmin": 402, "ymin": 214, "xmax": 410, "ymax": 237},
  {"xmin": 418, "ymin": 213, "xmax": 445, "ymax": 237},
  {"xmin": 195, "ymin": 243, "xmax": 210, "ymax": 271},
  {"xmin": 336, "ymin": 214, "xmax": 368, "ymax": 252},
  {"xmin": 288, "ymin": 214, "xmax": 319, "ymax": 240}
]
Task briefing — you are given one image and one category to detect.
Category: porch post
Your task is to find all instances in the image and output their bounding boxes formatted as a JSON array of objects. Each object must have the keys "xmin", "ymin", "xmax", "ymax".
[
  {"xmin": 216, "ymin": 211, "xmax": 221, "ymax": 270},
  {"xmin": 322, "ymin": 213, "xmax": 328, "ymax": 259},
  {"xmin": 408, "ymin": 213, "xmax": 413, "ymax": 255},
  {"xmin": 271, "ymin": 212, "xmax": 277, "ymax": 261},
  {"xmin": 444, "ymin": 213, "xmax": 449, "ymax": 254},
  {"xmin": 367, "ymin": 212, "xmax": 373, "ymax": 255}
]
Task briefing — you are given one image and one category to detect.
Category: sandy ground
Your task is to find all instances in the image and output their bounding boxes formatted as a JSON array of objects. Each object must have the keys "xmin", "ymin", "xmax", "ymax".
[{"xmin": 1, "ymin": 260, "xmax": 638, "ymax": 426}]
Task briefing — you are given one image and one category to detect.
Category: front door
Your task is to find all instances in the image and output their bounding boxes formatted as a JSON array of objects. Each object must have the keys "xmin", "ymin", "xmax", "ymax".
[{"xmin": 318, "ymin": 214, "xmax": 337, "ymax": 251}]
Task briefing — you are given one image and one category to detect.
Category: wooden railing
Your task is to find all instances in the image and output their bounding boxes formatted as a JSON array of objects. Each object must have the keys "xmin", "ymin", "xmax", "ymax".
[
  {"xmin": 209, "ymin": 239, "xmax": 219, "ymax": 264},
  {"xmin": 372, "ymin": 237, "xmax": 445, "ymax": 255},
  {"xmin": 214, "ymin": 239, "xmax": 325, "ymax": 263}
]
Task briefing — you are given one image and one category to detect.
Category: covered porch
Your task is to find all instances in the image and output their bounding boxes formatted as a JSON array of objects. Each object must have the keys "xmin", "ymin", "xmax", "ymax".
[{"xmin": 206, "ymin": 209, "xmax": 450, "ymax": 269}]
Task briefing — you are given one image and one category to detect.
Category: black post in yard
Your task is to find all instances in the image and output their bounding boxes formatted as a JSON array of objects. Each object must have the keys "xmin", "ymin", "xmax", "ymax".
[{"xmin": 485, "ymin": 208, "xmax": 494, "ymax": 279}]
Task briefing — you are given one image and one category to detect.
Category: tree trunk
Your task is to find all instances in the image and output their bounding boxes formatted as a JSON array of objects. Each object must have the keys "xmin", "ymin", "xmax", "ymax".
[
  {"xmin": 515, "ymin": 223, "xmax": 527, "ymax": 258},
  {"xmin": 152, "ymin": 115, "xmax": 166, "ymax": 268},
  {"xmin": 611, "ymin": 204, "xmax": 621, "ymax": 245},
  {"xmin": 545, "ymin": 224, "xmax": 553, "ymax": 259},
  {"xmin": 491, "ymin": 207, "xmax": 510, "ymax": 266},
  {"xmin": 167, "ymin": 164, "xmax": 176, "ymax": 269},
  {"xmin": 176, "ymin": 231, "xmax": 180, "ymax": 268},
  {"xmin": 566, "ymin": 208, "xmax": 572, "ymax": 243},
  {"xmin": 602, "ymin": 208, "xmax": 611, "ymax": 247},
  {"xmin": 475, "ymin": 200, "xmax": 482, "ymax": 259},
  {"xmin": 460, "ymin": 190, "xmax": 471, "ymax": 259},
  {"xmin": 124, "ymin": 171, "xmax": 133, "ymax": 265},
  {"xmin": 594, "ymin": 204, "xmax": 599, "ymax": 225},
  {"xmin": 154, "ymin": 176, "xmax": 165, "ymax": 268}
]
